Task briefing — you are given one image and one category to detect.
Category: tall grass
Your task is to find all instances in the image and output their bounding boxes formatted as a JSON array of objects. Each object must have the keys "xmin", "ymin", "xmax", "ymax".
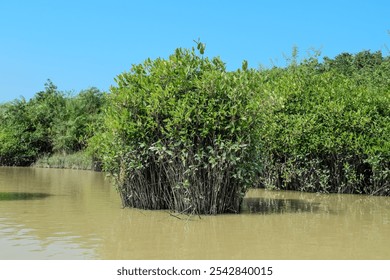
[{"xmin": 34, "ymin": 151, "xmax": 94, "ymax": 170}]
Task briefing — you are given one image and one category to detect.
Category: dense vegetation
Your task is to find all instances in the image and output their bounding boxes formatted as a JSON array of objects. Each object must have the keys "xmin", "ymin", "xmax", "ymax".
[
  {"xmin": 90, "ymin": 44, "xmax": 263, "ymax": 214},
  {"xmin": 258, "ymin": 50, "xmax": 389, "ymax": 196},
  {"xmin": 1, "ymin": 44, "xmax": 389, "ymax": 214},
  {"xmin": 0, "ymin": 80, "xmax": 105, "ymax": 168}
]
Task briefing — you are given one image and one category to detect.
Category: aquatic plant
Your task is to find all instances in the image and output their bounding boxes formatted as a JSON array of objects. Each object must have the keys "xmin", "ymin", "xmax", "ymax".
[
  {"xmin": 258, "ymin": 52, "xmax": 390, "ymax": 195},
  {"xmin": 93, "ymin": 43, "xmax": 263, "ymax": 214}
]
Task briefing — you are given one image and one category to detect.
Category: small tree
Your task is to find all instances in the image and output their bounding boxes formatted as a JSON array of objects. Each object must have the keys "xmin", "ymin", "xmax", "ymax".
[{"xmin": 94, "ymin": 44, "xmax": 262, "ymax": 214}]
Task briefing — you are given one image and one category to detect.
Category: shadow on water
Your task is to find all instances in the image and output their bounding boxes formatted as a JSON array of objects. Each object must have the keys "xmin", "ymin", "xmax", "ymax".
[
  {"xmin": 0, "ymin": 192, "xmax": 51, "ymax": 201},
  {"xmin": 241, "ymin": 197, "xmax": 320, "ymax": 214}
]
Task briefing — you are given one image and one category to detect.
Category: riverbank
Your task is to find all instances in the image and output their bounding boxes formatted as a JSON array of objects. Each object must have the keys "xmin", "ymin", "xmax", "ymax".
[{"xmin": 33, "ymin": 151, "xmax": 101, "ymax": 171}]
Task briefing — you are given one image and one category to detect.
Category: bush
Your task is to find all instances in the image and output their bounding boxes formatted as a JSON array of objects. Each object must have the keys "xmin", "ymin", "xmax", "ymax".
[
  {"xmin": 0, "ymin": 99, "xmax": 38, "ymax": 166},
  {"xmin": 258, "ymin": 58, "xmax": 390, "ymax": 195},
  {"xmin": 93, "ymin": 44, "xmax": 263, "ymax": 214},
  {"xmin": 0, "ymin": 81, "xmax": 105, "ymax": 166}
]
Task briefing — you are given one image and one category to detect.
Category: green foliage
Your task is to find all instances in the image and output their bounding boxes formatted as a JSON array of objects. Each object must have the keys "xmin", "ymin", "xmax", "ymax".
[
  {"xmin": 52, "ymin": 87, "xmax": 105, "ymax": 153},
  {"xmin": 0, "ymin": 98, "xmax": 38, "ymax": 165},
  {"xmin": 1, "ymin": 45, "xmax": 389, "ymax": 210},
  {"xmin": 27, "ymin": 80, "xmax": 66, "ymax": 154},
  {"xmin": 259, "ymin": 51, "xmax": 390, "ymax": 195},
  {"xmin": 92, "ymin": 46, "xmax": 263, "ymax": 214},
  {"xmin": 0, "ymin": 80, "xmax": 105, "ymax": 167}
]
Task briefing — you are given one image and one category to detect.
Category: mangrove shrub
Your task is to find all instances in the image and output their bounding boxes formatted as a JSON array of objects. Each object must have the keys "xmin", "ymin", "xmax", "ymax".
[
  {"xmin": 259, "ymin": 53, "xmax": 390, "ymax": 195},
  {"xmin": 94, "ymin": 45, "xmax": 262, "ymax": 214}
]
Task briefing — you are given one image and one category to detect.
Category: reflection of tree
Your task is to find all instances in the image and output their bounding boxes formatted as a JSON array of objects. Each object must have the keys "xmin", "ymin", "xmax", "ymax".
[
  {"xmin": 0, "ymin": 168, "xmax": 113, "ymax": 259},
  {"xmin": 0, "ymin": 192, "xmax": 50, "ymax": 201},
  {"xmin": 241, "ymin": 197, "xmax": 320, "ymax": 214}
]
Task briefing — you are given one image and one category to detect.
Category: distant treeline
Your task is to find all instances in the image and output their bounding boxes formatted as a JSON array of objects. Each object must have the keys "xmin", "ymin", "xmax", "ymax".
[
  {"xmin": 1, "ymin": 46, "xmax": 389, "ymax": 213},
  {"xmin": 0, "ymin": 82, "xmax": 105, "ymax": 166}
]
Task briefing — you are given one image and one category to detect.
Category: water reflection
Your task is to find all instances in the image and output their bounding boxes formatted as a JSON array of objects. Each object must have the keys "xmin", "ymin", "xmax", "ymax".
[
  {"xmin": 0, "ymin": 192, "xmax": 51, "ymax": 201},
  {"xmin": 241, "ymin": 197, "xmax": 320, "ymax": 214}
]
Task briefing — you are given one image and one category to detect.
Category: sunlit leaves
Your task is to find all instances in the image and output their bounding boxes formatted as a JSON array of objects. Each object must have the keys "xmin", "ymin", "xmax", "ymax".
[
  {"xmin": 259, "ymin": 54, "xmax": 390, "ymax": 195},
  {"xmin": 95, "ymin": 43, "xmax": 263, "ymax": 213},
  {"xmin": 0, "ymin": 81, "xmax": 105, "ymax": 165}
]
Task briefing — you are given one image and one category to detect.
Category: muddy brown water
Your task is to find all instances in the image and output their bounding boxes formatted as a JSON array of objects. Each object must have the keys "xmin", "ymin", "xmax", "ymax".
[{"xmin": 0, "ymin": 167, "xmax": 389, "ymax": 259}]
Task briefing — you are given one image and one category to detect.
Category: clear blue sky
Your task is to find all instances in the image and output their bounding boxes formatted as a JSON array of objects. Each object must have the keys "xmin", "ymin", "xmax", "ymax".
[{"xmin": 0, "ymin": 0, "xmax": 389, "ymax": 103}]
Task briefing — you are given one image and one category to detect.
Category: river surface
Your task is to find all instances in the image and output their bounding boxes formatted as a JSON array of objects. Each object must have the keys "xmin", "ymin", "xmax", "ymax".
[{"xmin": 0, "ymin": 167, "xmax": 389, "ymax": 260}]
